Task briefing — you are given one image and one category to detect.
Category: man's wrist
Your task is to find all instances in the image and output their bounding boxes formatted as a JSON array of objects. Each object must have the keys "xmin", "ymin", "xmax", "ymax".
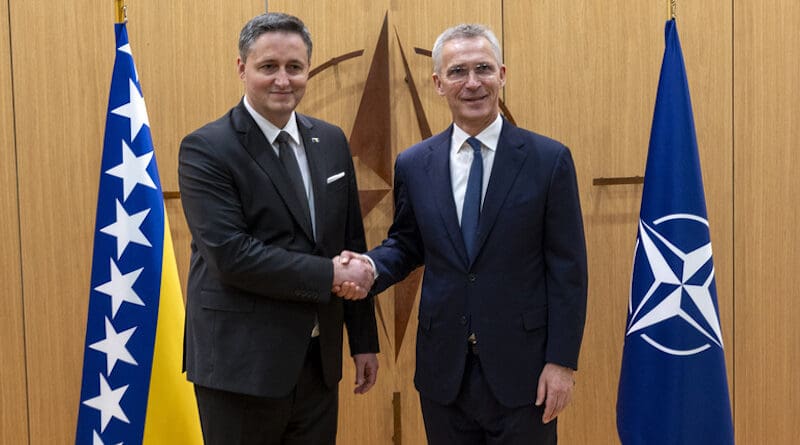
[{"xmin": 363, "ymin": 254, "xmax": 379, "ymax": 280}]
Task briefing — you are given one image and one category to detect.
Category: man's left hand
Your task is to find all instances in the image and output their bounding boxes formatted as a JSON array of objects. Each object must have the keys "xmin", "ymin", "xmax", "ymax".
[
  {"xmin": 535, "ymin": 362, "xmax": 576, "ymax": 423},
  {"xmin": 352, "ymin": 353, "xmax": 379, "ymax": 394}
]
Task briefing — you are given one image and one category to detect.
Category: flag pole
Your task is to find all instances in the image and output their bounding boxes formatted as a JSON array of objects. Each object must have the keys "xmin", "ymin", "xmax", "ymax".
[
  {"xmin": 115, "ymin": 0, "xmax": 126, "ymax": 23},
  {"xmin": 669, "ymin": 0, "xmax": 676, "ymax": 19}
]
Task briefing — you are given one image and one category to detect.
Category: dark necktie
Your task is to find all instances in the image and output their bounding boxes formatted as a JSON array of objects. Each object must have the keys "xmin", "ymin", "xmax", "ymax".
[
  {"xmin": 461, "ymin": 137, "xmax": 483, "ymax": 261},
  {"xmin": 275, "ymin": 131, "xmax": 311, "ymax": 225}
]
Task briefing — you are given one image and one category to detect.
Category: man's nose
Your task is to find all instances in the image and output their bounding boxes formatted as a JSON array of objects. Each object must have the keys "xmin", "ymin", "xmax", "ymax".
[
  {"xmin": 464, "ymin": 71, "xmax": 481, "ymax": 88},
  {"xmin": 274, "ymin": 69, "xmax": 290, "ymax": 86}
]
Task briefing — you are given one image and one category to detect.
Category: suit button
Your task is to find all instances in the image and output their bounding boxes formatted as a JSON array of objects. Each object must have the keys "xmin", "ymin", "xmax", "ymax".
[
  {"xmin": 460, "ymin": 316, "xmax": 468, "ymax": 325},
  {"xmin": 468, "ymin": 274, "xmax": 476, "ymax": 283}
]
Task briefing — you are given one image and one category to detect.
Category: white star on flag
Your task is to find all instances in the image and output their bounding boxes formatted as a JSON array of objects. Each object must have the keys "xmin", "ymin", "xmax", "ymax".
[
  {"xmin": 117, "ymin": 43, "xmax": 139, "ymax": 83},
  {"xmin": 89, "ymin": 317, "xmax": 138, "ymax": 375},
  {"xmin": 82, "ymin": 373, "xmax": 130, "ymax": 433},
  {"xmin": 111, "ymin": 79, "xmax": 149, "ymax": 141},
  {"xmin": 93, "ymin": 430, "xmax": 122, "ymax": 445},
  {"xmin": 105, "ymin": 140, "xmax": 156, "ymax": 201},
  {"xmin": 94, "ymin": 259, "xmax": 145, "ymax": 318},
  {"xmin": 100, "ymin": 200, "xmax": 152, "ymax": 259}
]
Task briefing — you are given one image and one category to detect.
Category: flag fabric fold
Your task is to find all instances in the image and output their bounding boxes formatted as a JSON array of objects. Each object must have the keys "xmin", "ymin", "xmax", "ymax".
[
  {"xmin": 616, "ymin": 19, "xmax": 734, "ymax": 445},
  {"xmin": 76, "ymin": 22, "xmax": 202, "ymax": 445}
]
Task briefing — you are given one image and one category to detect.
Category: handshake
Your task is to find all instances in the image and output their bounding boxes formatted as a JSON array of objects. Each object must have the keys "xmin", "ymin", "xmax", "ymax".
[{"xmin": 331, "ymin": 250, "xmax": 375, "ymax": 300}]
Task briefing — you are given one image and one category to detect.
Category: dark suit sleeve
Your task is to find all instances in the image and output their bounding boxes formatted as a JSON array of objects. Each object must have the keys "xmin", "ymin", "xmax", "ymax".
[
  {"xmin": 367, "ymin": 153, "xmax": 425, "ymax": 294},
  {"xmin": 543, "ymin": 147, "xmax": 588, "ymax": 369},
  {"xmin": 179, "ymin": 131, "xmax": 333, "ymax": 303}
]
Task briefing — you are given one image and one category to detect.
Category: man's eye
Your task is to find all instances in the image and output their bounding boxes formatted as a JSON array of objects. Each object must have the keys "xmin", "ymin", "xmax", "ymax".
[
  {"xmin": 475, "ymin": 63, "xmax": 493, "ymax": 74},
  {"xmin": 447, "ymin": 66, "xmax": 466, "ymax": 77}
]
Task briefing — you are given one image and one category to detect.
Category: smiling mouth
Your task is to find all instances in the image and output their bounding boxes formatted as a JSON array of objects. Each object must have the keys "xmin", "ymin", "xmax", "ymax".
[{"xmin": 462, "ymin": 95, "xmax": 487, "ymax": 103}]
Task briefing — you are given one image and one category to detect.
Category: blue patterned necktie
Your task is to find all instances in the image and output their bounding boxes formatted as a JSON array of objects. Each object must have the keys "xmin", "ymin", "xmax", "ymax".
[{"xmin": 461, "ymin": 137, "xmax": 483, "ymax": 261}]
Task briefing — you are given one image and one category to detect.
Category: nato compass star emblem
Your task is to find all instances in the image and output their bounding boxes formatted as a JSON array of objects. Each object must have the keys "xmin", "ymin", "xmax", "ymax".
[{"xmin": 627, "ymin": 213, "xmax": 725, "ymax": 356}]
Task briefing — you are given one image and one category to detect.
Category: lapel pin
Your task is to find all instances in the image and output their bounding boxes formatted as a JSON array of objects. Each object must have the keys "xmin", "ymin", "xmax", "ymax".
[{"xmin": 312, "ymin": 137, "xmax": 320, "ymax": 143}]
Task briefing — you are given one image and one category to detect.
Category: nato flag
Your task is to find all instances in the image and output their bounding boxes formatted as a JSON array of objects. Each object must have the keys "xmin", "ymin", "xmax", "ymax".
[{"xmin": 616, "ymin": 19, "xmax": 734, "ymax": 445}]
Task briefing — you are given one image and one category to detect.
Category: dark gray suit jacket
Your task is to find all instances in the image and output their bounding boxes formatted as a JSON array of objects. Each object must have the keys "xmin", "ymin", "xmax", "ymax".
[
  {"xmin": 369, "ymin": 119, "xmax": 587, "ymax": 407},
  {"xmin": 179, "ymin": 101, "xmax": 378, "ymax": 397}
]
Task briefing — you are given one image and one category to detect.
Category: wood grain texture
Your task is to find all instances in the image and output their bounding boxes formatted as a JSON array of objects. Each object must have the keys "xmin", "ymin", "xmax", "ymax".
[
  {"xmin": 9, "ymin": 1, "xmax": 263, "ymax": 443},
  {"xmin": 0, "ymin": 0, "xmax": 27, "ymax": 444},
  {"xmin": 8, "ymin": 0, "xmax": 799, "ymax": 443},
  {"xmin": 504, "ymin": 1, "xmax": 733, "ymax": 443},
  {"xmin": 734, "ymin": 0, "xmax": 800, "ymax": 442},
  {"xmin": 11, "ymin": 2, "xmax": 108, "ymax": 442}
]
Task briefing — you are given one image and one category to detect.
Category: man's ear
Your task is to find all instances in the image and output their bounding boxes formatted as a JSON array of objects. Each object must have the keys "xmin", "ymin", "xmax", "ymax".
[
  {"xmin": 237, "ymin": 57, "xmax": 246, "ymax": 80},
  {"xmin": 432, "ymin": 72, "xmax": 445, "ymax": 96}
]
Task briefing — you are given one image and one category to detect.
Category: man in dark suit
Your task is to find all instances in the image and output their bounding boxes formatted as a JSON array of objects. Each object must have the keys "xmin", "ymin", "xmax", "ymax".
[
  {"xmin": 178, "ymin": 13, "xmax": 379, "ymax": 444},
  {"xmin": 339, "ymin": 23, "xmax": 587, "ymax": 444}
]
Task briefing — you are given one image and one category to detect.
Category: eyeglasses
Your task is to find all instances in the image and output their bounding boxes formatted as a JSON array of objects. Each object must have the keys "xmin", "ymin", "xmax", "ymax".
[{"xmin": 444, "ymin": 63, "xmax": 498, "ymax": 82}]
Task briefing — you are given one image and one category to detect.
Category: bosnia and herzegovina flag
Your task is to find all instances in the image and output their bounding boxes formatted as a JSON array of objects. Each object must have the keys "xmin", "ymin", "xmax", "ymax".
[
  {"xmin": 76, "ymin": 22, "xmax": 202, "ymax": 444},
  {"xmin": 616, "ymin": 19, "xmax": 734, "ymax": 445}
]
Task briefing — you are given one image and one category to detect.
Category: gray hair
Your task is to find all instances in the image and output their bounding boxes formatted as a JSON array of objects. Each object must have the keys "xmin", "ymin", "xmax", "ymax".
[
  {"xmin": 238, "ymin": 13, "xmax": 313, "ymax": 62},
  {"xmin": 431, "ymin": 24, "xmax": 502, "ymax": 73}
]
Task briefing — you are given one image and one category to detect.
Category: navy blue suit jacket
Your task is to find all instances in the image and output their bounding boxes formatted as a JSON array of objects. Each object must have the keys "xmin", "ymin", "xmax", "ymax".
[{"xmin": 369, "ymin": 119, "xmax": 587, "ymax": 407}]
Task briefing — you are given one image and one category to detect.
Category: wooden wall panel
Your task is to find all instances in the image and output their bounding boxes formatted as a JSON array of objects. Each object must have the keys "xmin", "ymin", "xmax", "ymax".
[
  {"xmin": 734, "ymin": 0, "xmax": 800, "ymax": 442},
  {"xmin": 0, "ymin": 0, "xmax": 27, "ymax": 444},
  {"xmin": 11, "ymin": 1, "xmax": 108, "ymax": 442},
  {"xmin": 505, "ymin": 1, "xmax": 733, "ymax": 443},
  {"xmin": 9, "ymin": 1, "xmax": 263, "ymax": 443},
  {"xmin": 7, "ymin": 0, "xmax": 799, "ymax": 443}
]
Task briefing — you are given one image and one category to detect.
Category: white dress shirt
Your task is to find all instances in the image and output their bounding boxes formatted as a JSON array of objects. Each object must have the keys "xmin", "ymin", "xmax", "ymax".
[
  {"xmin": 243, "ymin": 96, "xmax": 316, "ymax": 238},
  {"xmin": 450, "ymin": 114, "xmax": 502, "ymax": 225}
]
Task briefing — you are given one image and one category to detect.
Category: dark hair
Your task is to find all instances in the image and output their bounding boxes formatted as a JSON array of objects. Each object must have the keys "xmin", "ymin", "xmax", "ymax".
[{"xmin": 238, "ymin": 13, "xmax": 312, "ymax": 62}]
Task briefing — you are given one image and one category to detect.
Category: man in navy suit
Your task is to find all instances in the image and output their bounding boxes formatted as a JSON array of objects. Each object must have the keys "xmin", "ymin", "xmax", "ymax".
[
  {"xmin": 179, "ymin": 13, "xmax": 379, "ymax": 444},
  {"xmin": 340, "ymin": 23, "xmax": 587, "ymax": 444}
]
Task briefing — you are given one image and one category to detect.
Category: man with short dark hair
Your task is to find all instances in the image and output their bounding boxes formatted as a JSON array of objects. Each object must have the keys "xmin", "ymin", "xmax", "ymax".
[{"xmin": 179, "ymin": 12, "xmax": 379, "ymax": 444}]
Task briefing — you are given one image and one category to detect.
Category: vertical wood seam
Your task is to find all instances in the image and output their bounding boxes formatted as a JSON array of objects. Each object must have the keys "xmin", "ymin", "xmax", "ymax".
[{"xmin": 5, "ymin": 0, "xmax": 31, "ymax": 442}]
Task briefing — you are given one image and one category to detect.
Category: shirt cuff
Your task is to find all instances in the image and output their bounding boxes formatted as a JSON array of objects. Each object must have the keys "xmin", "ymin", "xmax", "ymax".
[{"xmin": 363, "ymin": 254, "xmax": 379, "ymax": 280}]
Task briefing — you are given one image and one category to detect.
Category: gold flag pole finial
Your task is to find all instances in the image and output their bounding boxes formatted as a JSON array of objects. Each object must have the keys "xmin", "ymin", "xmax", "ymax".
[
  {"xmin": 115, "ymin": 0, "xmax": 127, "ymax": 23},
  {"xmin": 669, "ymin": 0, "xmax": 677, "ymax": 19}
]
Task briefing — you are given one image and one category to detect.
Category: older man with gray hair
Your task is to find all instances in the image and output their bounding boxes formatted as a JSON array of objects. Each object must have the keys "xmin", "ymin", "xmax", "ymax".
[{"xmin": 339, "ymin": 22, "xmax": 587, "ymax": 444}]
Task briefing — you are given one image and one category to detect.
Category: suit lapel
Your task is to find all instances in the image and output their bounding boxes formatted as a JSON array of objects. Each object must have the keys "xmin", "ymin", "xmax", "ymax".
[
  {"xmin": 233, "ymin": 103, "xmax": 315, "ymax": 241},
  {"xmin": 425, "ymin": 127, "xmax": 470, "ymax": 267},
  {"xmin": 297, "ymin": 114, "xmax": 324, "ymax": 244},
  {"xmin": 472, "ymin": 120, "xmax": 528, "ymax": 264}
]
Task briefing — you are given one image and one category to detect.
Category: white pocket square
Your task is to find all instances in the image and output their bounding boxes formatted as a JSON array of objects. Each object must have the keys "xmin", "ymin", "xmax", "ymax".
[{"xmin": 326, "ymin": 172, "xmax": 346, "ymax": 184}]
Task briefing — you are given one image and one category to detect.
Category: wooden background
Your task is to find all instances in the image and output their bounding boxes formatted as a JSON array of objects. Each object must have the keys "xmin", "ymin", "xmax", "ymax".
[{"xmin": 1, "ymin": 0, "xmax": 797, "ymax": 443}]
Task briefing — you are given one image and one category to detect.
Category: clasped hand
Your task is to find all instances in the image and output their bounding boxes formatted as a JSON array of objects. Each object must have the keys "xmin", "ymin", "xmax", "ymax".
[{"xmin": 331, "ymin": 250, "xmax": 374, "ymax": 300}]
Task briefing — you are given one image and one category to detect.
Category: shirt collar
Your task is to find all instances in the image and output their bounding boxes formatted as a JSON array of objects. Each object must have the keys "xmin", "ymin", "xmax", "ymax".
[
  {"xmin": 243, "ymin": 95, "xmax": 301, "ymax": 145},
  {"xmin": 451, "ymin": 113, "xmax": 503, "ymax": 154}
]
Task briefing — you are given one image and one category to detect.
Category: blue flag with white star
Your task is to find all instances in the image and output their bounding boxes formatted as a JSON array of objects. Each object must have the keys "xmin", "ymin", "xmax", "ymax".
[
  {"xmin": 616, "ymin": 19, "xmax": 734, "ymax": 445},
  {"xmin": 75, "ymin": 23, "xmax": 202, "ymax": 444}
]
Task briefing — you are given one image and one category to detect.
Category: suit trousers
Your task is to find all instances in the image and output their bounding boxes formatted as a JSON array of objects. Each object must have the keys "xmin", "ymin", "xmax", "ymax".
[
  {"xmin": 194, "ymin": 338, "xmax": 338, "ymax": 445},
  {"xmin": 420, "ymin": 349, "xmax": 557, "ymax": 445}
]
